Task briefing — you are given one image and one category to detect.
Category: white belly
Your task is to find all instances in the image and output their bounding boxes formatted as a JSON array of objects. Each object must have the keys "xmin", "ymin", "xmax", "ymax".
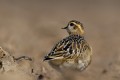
[{"xmin": 60, "ymin": 59, "xmax": 89, "ymax": 71}]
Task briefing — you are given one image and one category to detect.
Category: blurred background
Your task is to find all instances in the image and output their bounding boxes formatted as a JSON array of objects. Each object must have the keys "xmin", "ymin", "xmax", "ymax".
[{"xmin": 0, "ymin": 0, "xmax": 120, "ymax": 80}]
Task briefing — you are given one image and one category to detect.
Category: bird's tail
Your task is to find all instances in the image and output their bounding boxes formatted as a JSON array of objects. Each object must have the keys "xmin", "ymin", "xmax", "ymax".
[{"xmin": 43, "ymin": 55, "xmax": 54, "ymax": 61}]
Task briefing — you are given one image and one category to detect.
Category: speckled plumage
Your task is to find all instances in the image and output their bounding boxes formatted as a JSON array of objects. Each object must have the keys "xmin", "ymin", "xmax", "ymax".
[{"xmin": 44, "ymin": 20, "xmax": 92, "ymax": 71}]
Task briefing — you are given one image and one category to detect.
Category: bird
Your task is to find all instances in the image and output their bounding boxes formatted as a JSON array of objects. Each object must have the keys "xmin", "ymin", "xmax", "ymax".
[{"xmin": 44, "ymin": 20, "xmax": 92, "ymax": 72}]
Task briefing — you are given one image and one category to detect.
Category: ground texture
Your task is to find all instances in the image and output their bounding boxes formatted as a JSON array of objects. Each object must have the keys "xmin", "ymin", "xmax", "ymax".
[{"xmin": 0, "ymin": 0, "xmax": 120, "ymax": 80}]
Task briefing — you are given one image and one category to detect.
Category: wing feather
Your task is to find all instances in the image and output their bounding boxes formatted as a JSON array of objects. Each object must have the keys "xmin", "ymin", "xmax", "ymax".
[{"xmin": 48, "ymin": 35, "xmax": 91, "ymax": 59}]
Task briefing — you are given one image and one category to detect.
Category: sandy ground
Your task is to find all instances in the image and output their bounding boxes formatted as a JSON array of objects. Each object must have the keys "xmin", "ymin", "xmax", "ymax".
[{"xmin": 0, "ymin": 0, "xmax": 120, "ymax": 80}]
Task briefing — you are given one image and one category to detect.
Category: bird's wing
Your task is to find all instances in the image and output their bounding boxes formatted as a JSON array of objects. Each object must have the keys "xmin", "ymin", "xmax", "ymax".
[
  {"xmin": 47, "ymin": 36, "xmax": 92, "ymax": 60},
  {"xmin": 49, "ymin": 38, "xmax": 71, "ymax": 58}
]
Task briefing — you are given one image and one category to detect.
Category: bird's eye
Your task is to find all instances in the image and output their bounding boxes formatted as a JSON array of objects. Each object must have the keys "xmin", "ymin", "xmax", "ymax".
[{"xmin": 70, "ymin": 23, "xmax": 74, "ymax": 26}]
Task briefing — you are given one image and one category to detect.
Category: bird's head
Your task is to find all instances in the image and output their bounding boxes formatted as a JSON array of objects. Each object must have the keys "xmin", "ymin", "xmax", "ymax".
[{"xmin": 62, "ymin": 20, "xmax": 84, "ymax": 35}]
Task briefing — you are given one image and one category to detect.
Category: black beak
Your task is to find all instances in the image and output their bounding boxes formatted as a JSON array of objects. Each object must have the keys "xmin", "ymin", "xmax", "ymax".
[
  {"xmin": 61, "ymin": 26, "xmax": 67, "ymax": 29},
  {"xmin": 43, "ymin": 56, "xmax": 53, "ymax": 61}
]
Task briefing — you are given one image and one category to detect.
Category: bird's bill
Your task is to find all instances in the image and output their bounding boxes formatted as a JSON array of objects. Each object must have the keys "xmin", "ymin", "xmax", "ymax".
[{"xmin": 61, "ymin": 26, "xmax": 67, "ymax": 29}]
